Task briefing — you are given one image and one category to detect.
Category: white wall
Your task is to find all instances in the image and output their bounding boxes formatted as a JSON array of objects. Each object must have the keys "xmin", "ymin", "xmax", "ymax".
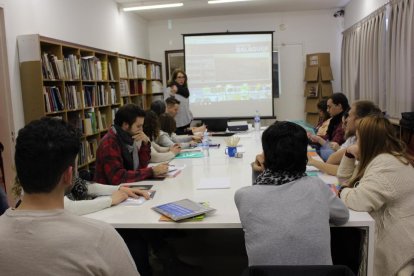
[
  {"xmin": 344, "ymin": 0, "xmax": 388, "ymax": 29},
  {"xmin": 148, "ymin": 10, "xmax": 344, "ymax": 121},
  {"xmin": 0, "ymin": 0, "xmax": 149, "ymax": 132}
]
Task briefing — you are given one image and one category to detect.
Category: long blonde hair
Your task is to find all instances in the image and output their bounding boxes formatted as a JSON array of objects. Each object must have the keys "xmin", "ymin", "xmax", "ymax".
[{"xmin": 349, "ymin": 115, "xmax": 413, "ymax": 187}]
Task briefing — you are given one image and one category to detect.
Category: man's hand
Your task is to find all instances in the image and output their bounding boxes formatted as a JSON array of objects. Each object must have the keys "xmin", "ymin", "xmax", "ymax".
[
  {"xmin": 152, "ymin": 163, "xmax": 169, "ymax": 176},
  {"xmin": 170, "ymin": 144, "xmax": 181, "ymax": 154},
  {"xmin": 119, "ymin": 187, "xmax": 151, "ymax": 200},
  {"xmin": 132, "ymin": 131, "xmax": 150, "ymax": 144},
  {"xmin": 252, "ymin": 153, "xmax": 265, "ymax": 172},
  {"xmin": 110, "ymin": 190, "xmax": 129, "ymax": 206}
]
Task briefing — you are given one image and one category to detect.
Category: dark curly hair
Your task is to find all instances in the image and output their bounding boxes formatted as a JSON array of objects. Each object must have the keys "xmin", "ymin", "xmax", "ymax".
[{"xmin": 262, "ymin": 121, "xmax": 308, "ymax": 173}]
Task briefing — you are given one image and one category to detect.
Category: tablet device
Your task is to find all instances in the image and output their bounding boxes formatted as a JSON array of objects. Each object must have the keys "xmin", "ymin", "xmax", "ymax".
[{"xmin": 152, "ymin": 199, "xmax": 216, "ymax": 221}]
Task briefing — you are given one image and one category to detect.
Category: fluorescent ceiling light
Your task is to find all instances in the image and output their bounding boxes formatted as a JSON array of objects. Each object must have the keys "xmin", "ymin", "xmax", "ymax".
[
  {"xmin": 123, "ymin": 3, "xmax": 183, "ymax": 11},
  {"xmin": 208, "ymin": 0, "xmax": 253, "ymax": 4}
]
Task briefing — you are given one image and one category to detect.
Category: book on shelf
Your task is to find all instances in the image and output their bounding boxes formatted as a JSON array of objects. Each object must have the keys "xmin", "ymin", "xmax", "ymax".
[
  {"xmin": 150, "ymin": 64, "xmax": 161, "ymax": 79},
  {"xmin": 108, "ymin": 62, "xmax": 114, "ymax": 80},
  {"xmin": 110, "ymin": 84, "xmax": 116, "ymax": 104},
  {"xmin": 120, "ymin": 80, "xmax": 129, "ymax": 96},
  {"xmin": 137, "ymin": 64, "xmax": 146, "ymax": 79},
  {"xmin": 83, "ymin": 85, "xmax": 97, "ymax": 107},
  {"xmin": 101, "ymin": 60, "xmax": 108, "ymax": 81},
  {"xmin": 152, "ymin": 81, "xmax": 163, "ymax": 93},
  {"xmin": 43, "ymin": 86, "xmax": 64, "ymax": 112},
  {"xmin": 88, "ymin": 139, "xmax": 98, "ymax": 162},
  {"xmin": 118, "ymin": 58, "xmax": 128, "ymax": 78}
]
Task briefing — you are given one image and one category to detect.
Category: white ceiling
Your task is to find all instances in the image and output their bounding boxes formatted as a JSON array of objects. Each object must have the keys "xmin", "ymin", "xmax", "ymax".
[{"xmin": 116, "ymin": 0, "xmax": 351, "ymax": 21}]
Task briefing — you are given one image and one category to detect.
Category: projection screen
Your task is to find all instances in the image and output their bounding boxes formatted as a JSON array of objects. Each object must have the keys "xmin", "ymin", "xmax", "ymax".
[{"xmin": 183, "ymin": 32, "xmax": 274, "ymax": 119}]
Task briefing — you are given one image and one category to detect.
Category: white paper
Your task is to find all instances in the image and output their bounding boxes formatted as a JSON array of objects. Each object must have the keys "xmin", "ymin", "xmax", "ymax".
[
  {"xmin": 197, "ymin": 177, "xmax": 231, "ymax": 190},
  {"xmin": 306, "ymin": 165, "xmax": 319, "ymax": 172},
  {"xmin": 318, "ymin": 174, "xmax": 339, "ymax": 185},
  {"xmin": 166, "ymin": 164, "xmax": 186, "ymax": 177},
  {"xmin": 118, "ymin": 197, "xmax": 147, "ymax": 206}
]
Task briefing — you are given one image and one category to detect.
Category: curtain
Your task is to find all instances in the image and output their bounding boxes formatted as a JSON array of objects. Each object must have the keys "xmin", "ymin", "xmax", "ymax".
[
  {"xmin": 341, "ymin": 26, "xmax": 361, "ymax": 104},
  {"xmin": 387, "ymin": 0, "xmax": 414, "ymax": 117},
  {"xmin": 341, "ymin": 0, "xmax": 414, "ymax": 117}
]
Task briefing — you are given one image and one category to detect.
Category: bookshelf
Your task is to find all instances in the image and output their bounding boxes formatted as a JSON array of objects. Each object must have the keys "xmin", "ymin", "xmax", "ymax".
[{"xmin": 17, "ymin": 34, "xmax": 164, "ymax": 172}]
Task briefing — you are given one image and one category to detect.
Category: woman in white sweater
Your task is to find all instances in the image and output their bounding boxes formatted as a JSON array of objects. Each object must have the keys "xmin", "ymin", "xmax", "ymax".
[
  {"xmin": 338, "ymin": 115, "xmax": 414, "ymax": 276},
  {"xmin": 157, "ymin": 113, "xmax": 198, "ymax": 149}
]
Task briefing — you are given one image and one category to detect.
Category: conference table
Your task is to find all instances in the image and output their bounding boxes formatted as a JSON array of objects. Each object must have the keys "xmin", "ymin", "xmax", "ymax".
[{"xmin": 85, "ymin": 129, "xmax": 375, "ymax": 276}]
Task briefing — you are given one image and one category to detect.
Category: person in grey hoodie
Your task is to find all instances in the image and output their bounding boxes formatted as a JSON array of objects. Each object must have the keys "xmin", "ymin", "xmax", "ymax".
[{"xmin": 235, "ymin": 121, "xmax": 349, "ymax": 266}]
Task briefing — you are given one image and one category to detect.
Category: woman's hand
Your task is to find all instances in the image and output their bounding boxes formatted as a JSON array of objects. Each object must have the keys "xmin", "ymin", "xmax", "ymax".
[
  {"xmin": 192, "ymin": 135, "xmax": 202, "ymax": 142},
  {"xmin": 307, "ymin": 152, "xmax": 316, "ymax": 165},
  {"xmin": 346, "ymin": 144, "xmax": 360, "ymax": 160},
  {"xmin": 329, "ymin": 142, "xmax": 340, "ymax": 151},
  {"xmin": 110, "ymin": 190, "xmax": 129, "ymax": 206},
  {"xmin": 170, "ymin": 144, "xmax": 181, "ymax": 154},
  {"xmin": 309, "ymin": 134, "xmax": 326, "ymax": 145}
]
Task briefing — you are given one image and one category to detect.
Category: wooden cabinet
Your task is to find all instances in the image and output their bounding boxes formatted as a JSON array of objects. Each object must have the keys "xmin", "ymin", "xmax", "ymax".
[{"xmin": 17, "ymin": 34, "xmax": 163, "ymax": 172}]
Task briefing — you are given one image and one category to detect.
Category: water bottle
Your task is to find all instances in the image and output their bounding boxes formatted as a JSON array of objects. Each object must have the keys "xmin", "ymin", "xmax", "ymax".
[
  {"xmin": 202, "ymin": 130, "xmax": 209, "ymax": 157},
  {"xmin": 254, "ymin": 110, "xmax": 261, "ymax": 131}
]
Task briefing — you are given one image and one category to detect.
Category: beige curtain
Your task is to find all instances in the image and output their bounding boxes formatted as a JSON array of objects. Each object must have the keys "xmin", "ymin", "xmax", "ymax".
[
  {"xmin": 342, "ymin": 0, "xmax": 414, "ymax": 117},
  {"xmin": 386, "ymin": 0, "xmax": 414, "ymax": 117},
  {"xmin": 341, "ymin": 8, "xmax": 386, "ymax": 108},
  {"xmin": 341, "ymin": 26, "xmax": 361, "ymax": 104}
]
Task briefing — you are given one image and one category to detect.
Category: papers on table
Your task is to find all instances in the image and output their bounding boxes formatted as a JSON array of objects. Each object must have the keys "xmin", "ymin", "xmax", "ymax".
[
  {"xmin": 118, "ymin": 196, "xmax": 147, "ymax": 206},
  {"xmin": 166, "ymin": 164, "xmax": 186, "ymax": 177},
  {"xmin": 306, "ymin": 165, "xmax": 319, "ymax": 171},
  {"xmin": 197, "ymin": 177, "xmax": 231, "ymax": 190}
]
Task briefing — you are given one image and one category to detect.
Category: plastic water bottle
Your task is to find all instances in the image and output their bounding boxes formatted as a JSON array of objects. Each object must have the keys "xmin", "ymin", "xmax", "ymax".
[
  {"xmin": 254, "ymin": 110, "xmax": 261, "ymax": 131},
  {"xmin": 202, "ymin": 130, "xmax": 209, "ymax": 157}
]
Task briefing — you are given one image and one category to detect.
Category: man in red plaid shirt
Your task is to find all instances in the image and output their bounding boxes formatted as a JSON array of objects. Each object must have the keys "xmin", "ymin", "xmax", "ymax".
[{"xmin": 94, "ymin": 104, "xmax": 168, "ymax": 185}]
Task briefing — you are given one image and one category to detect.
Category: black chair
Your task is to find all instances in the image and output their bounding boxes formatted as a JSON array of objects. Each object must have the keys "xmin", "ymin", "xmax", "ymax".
[{"xmin": 241, "ymin": 265, "xmax": 355, "ymax": 276}]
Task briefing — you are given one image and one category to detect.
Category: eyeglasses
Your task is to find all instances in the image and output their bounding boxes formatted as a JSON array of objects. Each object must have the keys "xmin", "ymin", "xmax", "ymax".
[{"xmin": 176, "ymin": 76, "xmax": 185, "ymax": 79}]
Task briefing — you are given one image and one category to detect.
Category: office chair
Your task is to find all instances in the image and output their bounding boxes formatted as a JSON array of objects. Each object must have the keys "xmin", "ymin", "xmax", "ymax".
[{"xmin": 241, "ymin": 265, "xmax": 355, "ymax": 276}]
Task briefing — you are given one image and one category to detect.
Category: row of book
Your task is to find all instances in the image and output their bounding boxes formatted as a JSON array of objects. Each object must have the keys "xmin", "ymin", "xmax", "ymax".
[
  {"xmin": 81, "ymin": 57, "xmax": 115, "ymax": 81},
  {"xmin": 78, "ymin": 139, "xmax": 98, "ymax": 166},
  {"xmin": 51, "ymin": 85, "xmax": 117, "ymax": 112},
  {"xmin": 149, "ymin": 64, "xmax": 161, "ymax": 80},
  {"xmin": 120, "ymin": 79, "xmax": 149, "ymax": 96},
  {"xmin": 83, "ymin": 109, "xmax": 108, "ymax": 135},
  {"xmin": 119, "ymin": 58, "xmax": 148, "ymax": 79},
  {"xmin": 83, "ymin": 85, "xmax": 117, "ymax": 107}
]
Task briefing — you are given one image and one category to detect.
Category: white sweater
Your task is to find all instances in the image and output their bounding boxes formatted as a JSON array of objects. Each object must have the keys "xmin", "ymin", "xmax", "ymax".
[{"xmin": 339, "ymin": 153, "xmax": 414, "ymax": 276}]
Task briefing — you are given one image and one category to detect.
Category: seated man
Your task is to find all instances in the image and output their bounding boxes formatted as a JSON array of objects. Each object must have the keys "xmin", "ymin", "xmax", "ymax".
[
  {"xmin": 0, "ymin": 117, "xmax": 139, "ymax": 275},
  {"xmin": 94, "ymin": 104, "xmax": 168, "ymax": 185},
  {"xmin": 165, "ymin": 97, "xmax": 205, "ymax": 135},
  {"xmin": 236, "ymin": 121, "xmax": 349, "ymax": 266}
]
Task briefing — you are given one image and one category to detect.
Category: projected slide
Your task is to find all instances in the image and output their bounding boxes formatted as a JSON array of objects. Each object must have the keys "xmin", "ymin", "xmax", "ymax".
[{"xmin": 184, "ymin": 33, "xmax": 273, "ymax": 118}]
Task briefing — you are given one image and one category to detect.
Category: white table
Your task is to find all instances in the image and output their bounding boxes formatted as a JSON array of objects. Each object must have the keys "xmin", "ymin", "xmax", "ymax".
[{"xmin": 85, "ymin": 130, "xmax": 375, "ymax": 275}]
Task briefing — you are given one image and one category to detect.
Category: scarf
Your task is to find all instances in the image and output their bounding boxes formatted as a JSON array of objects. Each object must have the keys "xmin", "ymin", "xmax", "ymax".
[
  {"xmin": 326, "ymin": 111, "xmax": 344, "ymax": 140},
  {"xmin": 66, "ymin": 177, "xmax": 92, "ymax": 200},
  {"xmin": 175, "ymin": 83, "xmax": 190, "ymax": 98},
  {"xmin": 112, "ymin": 125, "xmax": 140, "ymax": 170},
  {"xmin": 254, "ymin": 169, "xmax": 307, "ymax": 186}
]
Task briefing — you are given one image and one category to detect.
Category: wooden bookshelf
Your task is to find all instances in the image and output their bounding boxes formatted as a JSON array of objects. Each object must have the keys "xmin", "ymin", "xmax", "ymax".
[{"xmin": 17, "ymin": 34, "xmax": 164, "ymax": 172}]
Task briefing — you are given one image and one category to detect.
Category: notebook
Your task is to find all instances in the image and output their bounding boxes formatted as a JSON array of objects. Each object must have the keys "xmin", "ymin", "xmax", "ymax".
[{"xmin": 152, "ymin": 199, "xmax": 216, "ymax": 221}]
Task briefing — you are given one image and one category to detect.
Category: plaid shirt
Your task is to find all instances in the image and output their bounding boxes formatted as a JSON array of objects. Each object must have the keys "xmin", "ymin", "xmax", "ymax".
[{"xmin": 94, "ymin": 128, "xmax": 153, "ymax": 185}]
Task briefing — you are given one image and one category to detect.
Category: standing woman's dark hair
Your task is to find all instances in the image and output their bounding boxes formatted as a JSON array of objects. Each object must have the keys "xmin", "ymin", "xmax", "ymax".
[
  {"xmin": 262, "ymin": 121, "xmax": 308, "ymax": 174},
  {"xmin": 143, "ymin": 110, "xmax": 161, "ymax": 141},
  {"xmin": 168, "ymin": 69, "xmax": 189, "ymax": 98}
]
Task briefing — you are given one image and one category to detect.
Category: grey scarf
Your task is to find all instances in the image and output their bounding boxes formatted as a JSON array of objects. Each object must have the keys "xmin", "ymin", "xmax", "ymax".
[{"xmin": 254, "ymin": 169, "xmax": 306, "ymax": 186}]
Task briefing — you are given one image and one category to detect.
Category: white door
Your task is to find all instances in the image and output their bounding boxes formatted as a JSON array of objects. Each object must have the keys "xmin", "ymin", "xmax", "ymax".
[{"xmin": 274, "ymin": 44, "xmax": 305, "ymax": 121}]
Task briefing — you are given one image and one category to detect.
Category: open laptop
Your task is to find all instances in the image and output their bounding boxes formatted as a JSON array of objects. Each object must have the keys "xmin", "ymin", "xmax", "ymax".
[{"xmin": 152, "ymin": 199, "xmax": 216, "ymax": 221}]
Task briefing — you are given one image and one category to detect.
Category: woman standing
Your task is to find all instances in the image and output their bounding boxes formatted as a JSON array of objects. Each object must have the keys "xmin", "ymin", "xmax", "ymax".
[
  {"xmin": 166, "ymin": 69, "xmax": 193, "ymax": 135},
  {"xmin": 338, "ymin": 115, "xmax": 414, "ymax": 276}
]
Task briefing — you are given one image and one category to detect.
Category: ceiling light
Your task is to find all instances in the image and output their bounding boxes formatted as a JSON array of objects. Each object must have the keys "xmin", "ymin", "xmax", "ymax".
[
  {"xmin": 123, "ymin": 3, "xmax": 183, "ymax": 11},
  {"xmin": 208, "ymin": 0, "xmax": 253, "ymax": 4}
]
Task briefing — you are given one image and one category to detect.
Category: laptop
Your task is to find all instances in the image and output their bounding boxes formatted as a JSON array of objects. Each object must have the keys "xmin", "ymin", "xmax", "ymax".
[
  {"xmin": 202, "ymin": 118, "xmax": 228, "ymax": 132},
  {"xmin": 152, "ymin": 199, "xmax": 216, "ymax": 221}
]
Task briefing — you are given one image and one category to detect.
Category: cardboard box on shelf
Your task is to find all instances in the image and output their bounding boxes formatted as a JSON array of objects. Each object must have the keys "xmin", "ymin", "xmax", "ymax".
[
  {"xmin": 321, "ymin": 82, "xmax": 333, "ymax": 98},
  {"xmin": 305, "ymin": 98, "xmax": 320, "ymax": 113},
  {"xmin": 305, "ymin": 67, "xmax": 319, "ymax": 81},
  {"xmin": 306, "ymin": 53, "xmax": 330, "ymax": 67},
  {"xmin": 320, "ymin": 66, "xmax": 333, "ymax": 81},
  {"xmin": 305, "ymin": 82, "xmax": 319, "ymax": 98}
]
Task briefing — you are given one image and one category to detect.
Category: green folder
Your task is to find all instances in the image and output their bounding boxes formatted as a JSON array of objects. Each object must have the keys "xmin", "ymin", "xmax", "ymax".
[{"xmin": 175, "ymin": 151, "xmax": 204, "ymax": 159}]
